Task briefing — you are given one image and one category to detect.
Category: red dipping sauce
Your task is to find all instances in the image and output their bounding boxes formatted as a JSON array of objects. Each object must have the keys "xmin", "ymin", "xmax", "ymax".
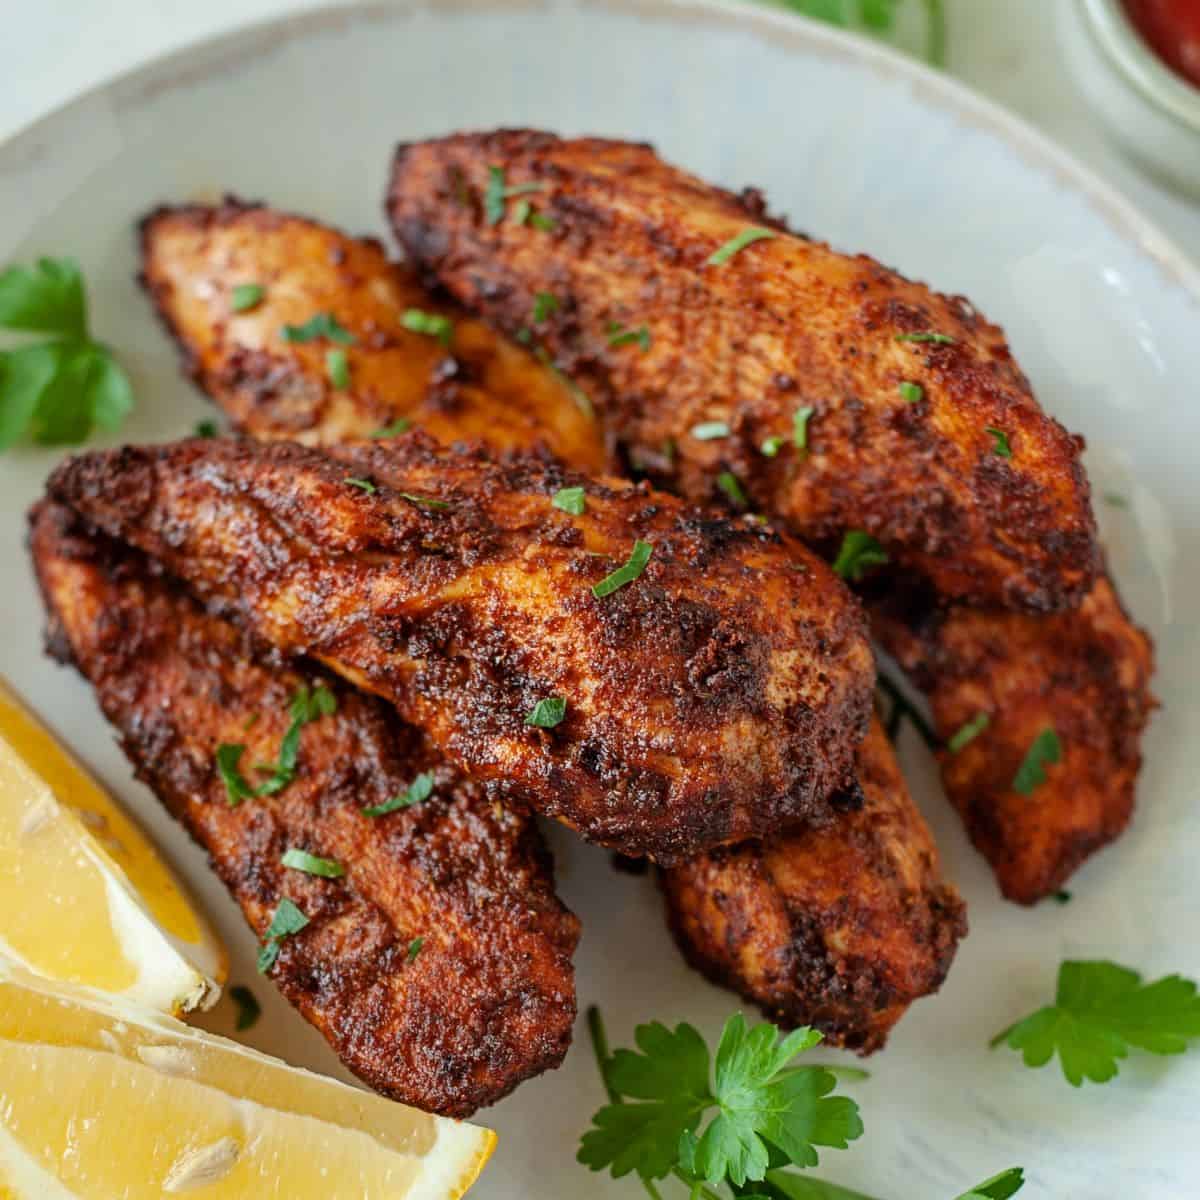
[{"xmin": 1122, "ymin": 0, "xmax": 1200, "ymax": 88}]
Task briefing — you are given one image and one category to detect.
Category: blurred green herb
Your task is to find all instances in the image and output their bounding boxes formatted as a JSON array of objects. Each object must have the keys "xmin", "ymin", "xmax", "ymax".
[{"xmin": 771, "ymin": 0, "xmax": 946, "ymax": 67}]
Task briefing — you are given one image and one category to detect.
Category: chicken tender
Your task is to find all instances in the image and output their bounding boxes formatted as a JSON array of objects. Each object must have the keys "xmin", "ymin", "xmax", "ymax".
[
  {"xmin": 660, "ymin": 719, "xmax": 965, "ymax": 1050},
  {"xmin": 386, "ymin": 130, "xmax": 1099, "ymax": 612},
  {"xmin": 29, "ymin": 500, "xmax": 579, "ymax": 1117},
  {"xmin": 139, "ymin": 198, "xmax": 608, "ymax": 472},
  {"xmin": 45, "ymin": 435, "xmax": 875, "ymax": 862}
]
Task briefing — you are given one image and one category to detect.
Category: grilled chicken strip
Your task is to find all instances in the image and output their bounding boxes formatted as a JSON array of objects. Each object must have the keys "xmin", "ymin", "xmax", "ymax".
[
  {"xmin": 386, "ymin": 130, "xmax": 1099, "ymax": 613},
  {"xmin": 870, "ymin": 573, "xmax": 1155, "ymax": 904},
  {"xmin": 45, "ymin": 435, "xmax": 875, "ymax": 862},
  {"xmin": 29, "ymin": 500, "xmax": 579, "ymax": 1117},
  {"xmin": 139, "ymin": 198, "xmax": 608, "ymax": 472},
  {"xmin": 660, "ymin": 718, "xmax": 965, "ymax": 1049}
]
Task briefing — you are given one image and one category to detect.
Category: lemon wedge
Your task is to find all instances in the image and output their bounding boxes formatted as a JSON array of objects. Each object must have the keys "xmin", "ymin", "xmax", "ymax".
[
  {"xmin": 0, "ymin": 963, "xmax": 495, "ymax": 1198},
  {"xmin": 0, "ymin": 676, "xmax": 225, "ymax": 1013}
]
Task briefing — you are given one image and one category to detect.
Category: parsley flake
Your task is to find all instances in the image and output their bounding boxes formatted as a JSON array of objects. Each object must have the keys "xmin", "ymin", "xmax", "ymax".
[
  {"xmin": 407, "ymin": 936, "xmax": 424, "ymax": 962},
  {"xmin": 947, "ymin": 711, "xmax": 990, "ymax": 753},
  {"xmin": 362, "ymin": 771, "xmax": 435, "ymax": 818},
  {"xmin": 193, "ymin": 419, "xmax": 218, "ymax": 438},
  {"xmin": 256, "ymin": 898, "xmax": 309, "ymax": 974},
  {"xmin": 484, "ymin": 166, "xmax": 545, "ymax": 225},
  {"xmin": 526, "ymin": 696, "xmax": 567, "ymax": 728},
  {"xmin": 326, "ymin": 347, "xmax": 350, "ymax": 390},
  {"xmin": 534, "ymin": 346, "xmax": 594, "ymax": 419},
  {"xmin": 1052, "ymin": 890, "xmax": 1073, "ymax": 905},
  {"xmin": 400, "ymin": 308, "xmax": 453, "ymax": 347},
  {"xmin": 706, "ymin": 226, "xmax": 778, "ymax": 266},
  {"xmin": 991, "ymin": 960, "xmax": 1200, "ymax": 1085},
  {"xmin": 344, "ymin": 476, "xmax": 377, "ymax": 495},
  {"xmin": 895, "ymin": 331, "xmax": 955, "ymax": 345},
  {"xmin": 606, "ymin": 321, "xmax": 651, "ymax": 352},
  {"xmin": 532, "ymin": 292, "xmax": 558, "ymax": 323},
  {"xmin": 985, "ymin": 426, "xmax": 1013, "ymax": 458},
  {"xmin": 591, "ymin": 540, "xmax": 653, "ymax": 599},
  {"xmin": 552, "ymin": 486, "xmax": 586, "ymax": 515},
  {"xmin": 511, "ymin": 198, "xmax": 533, "ymax": 226},
  {"xmin": 215, "ymin": 743, "xmax": 255, "ymax": 806},
  {"xmin": 370, "ymin": 418, "xmax": 411, "ymax": 438},
  {"xmin": 230, "ymin": 984, "xmax": 260, "ymax": 1031},
  {"xmin": 230, "ymin": 283, "xmax": 264, "ymax": 313},
  {"xmin": 398, "ymin": 491, "xmax": 450, "ymax": 511},
  {"xmin": 281, "ymin": 848, "xmax": 345, "ymax": 878},
  {"xmin": 281, "ymin": 311, "xmax": 355, "ymax": 345},
  {"xmin": 529, "ymin": 212, "xmax": 557, "ymax": 232},
  {"xmin": 691, "ymin": 421, "xmax": 730, "ymax": 441},
  {"xmin": 1012, "ymin": 727, "xmax": 1062, "ymax": 795},
  {"xmin": 717, "ymin": 470, "xmax": 748, "ymax": 508},
  {"xmin": 760, "ymin": 434, "xmax": 786, "ymax": 457},
  {"xmin": 1104, "ymin": 491, "xmax": 1129, "ymax": 508},
  {"xmin": 956, "ymin": 1169, "xmax": 1027, "ymax": 1200},
  {"xmin": 0, "ymin": 257, "xmax": 134, "ymax": 449},
  {"xmin": 831, "ymin": 531, "xmax": 888, "ymax": 582},
  {"xmin": 794, "ymin": 406, "xmax": 815, "ymax": 452},
  {"xmin": 899, "ymin": 381, "xmax": 923, "ymax": 403}
]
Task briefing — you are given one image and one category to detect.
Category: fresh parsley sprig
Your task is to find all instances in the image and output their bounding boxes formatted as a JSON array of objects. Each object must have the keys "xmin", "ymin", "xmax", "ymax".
[
  {"xmin": 0, "ymin": 257, "xmax": 134, "ymax": 448},
  {"xmin": 579, "ymin": 1007, "xmax": 863, "ymax": 1191},
  {"xmin": 992, "ymin": 960, "xmax": 1200, "ymax": 1086}
]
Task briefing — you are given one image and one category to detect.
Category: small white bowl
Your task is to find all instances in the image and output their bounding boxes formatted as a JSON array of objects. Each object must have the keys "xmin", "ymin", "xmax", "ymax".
[{"xmin": 1059, "ymin": 0, "xmax": 1200, "ymax": 197}]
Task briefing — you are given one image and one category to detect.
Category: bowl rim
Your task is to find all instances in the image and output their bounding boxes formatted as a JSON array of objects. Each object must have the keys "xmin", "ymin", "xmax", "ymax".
[{"xmin": 1081, "ymin": 0, "xmax": 1200, "ymax": 132}]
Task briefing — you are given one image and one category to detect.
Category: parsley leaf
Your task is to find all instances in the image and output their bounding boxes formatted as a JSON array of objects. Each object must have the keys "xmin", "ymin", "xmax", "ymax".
[
  {"xmin": 607, "ymin": 321, "xmax": 651, "ymax": 351},
  {"xmin": 946, "ymin": 711, "xmax": 990, "ymax": 753},
  {"xmin": 344, "ymin": 476, "xmax": 377, "ymax": 495},
  {"xmin": 898, "ymin": 381, "xmax": 923, "ymax": 403},
  {"xmin": 579, "ymin": 1009, "xmax": 862, "ymax": 1188},
  {"xmin": 1012, "ymin": 727, "xmax": 1061, "ymax": 795},
  {"xmin": 0, "ymin": 258, "xmax": 134, "ymax": 448},
  {"xmin": 526, "ymin": 696, "xmax": 567, "ymax": 728},
  {"xmin": 215, "ymin": 743, "xmax": 255, "ymax": 806},
  {"xmin": 552, "ymin": 486, "xmax": 586, "ymax": 514},
  {"xmin": 984, "ymin": 426, "xmax": 1013, "ymax": 459},
  {"xmin": 718, "ymin": 471, "xmax": 749, "ymax": 509},
  {"xmin": 793, "ymin": 406, "xmax": 815, "ymax": 452},
  {"xmin": 894, "ymin": 331, "xmax": 955, "ymax": 345},
  {"xmin": 193, "ymin": 419, "xmax": 219, "ymax": 438},
  {"xmin": 370, "ymin": 418, "xmax": 411, "ymax": 438},
  {"xmin": 326, "ymin": 347, "xmax": 350, "ymax": 390},
  {"xmin": 532, "ymin": 292, "xmax": 558, "ymax": 323},
  {"xmin": 691, "ymin": 421, "xmax": 731, "ymax": 441},
  {"xmin": 991, "ymin": 960, "xmax": 1200, "ymax": 1085},
  {"xmin": 529, "ymin": 212, "xmax": 557, "ymax": 232},
  {"xmin": 707, "ymin": 227, "xmax": 778, "ymax": 266},
  {"xmin": 400, "ymin": 308, "xmax": 453, "ymax": 347},
  {"xmin": 398, "ymin": 491, "xmax": 450, "ymax": 510},
  {"xmin": 281, "ymin": 848, "xmax": 345, "ymax": 878},
  {"xmin": 591, "ymin": 540, "xmax": 653, "ymax": 599},
  {"xmin": 230, "ymin": 283, "xmax": 264, "ymax": 313},
  {"xmin": 362, "ymin": 771, "xmax": 435, "ymax": 818},
  {"xmin": 256, "ymin": 897, "xmax": 309, "ymax": 974},
  {"xmin": 281, "ymin": 311, "xmax": 355, "ymax": 345},
  {"xmin": 760, "ymin": 435, "xmax": 786, "ymax": 457},
  {"xmin": 831, "ymin": 531, "xmax": 888, "ymax": 582},
  {"xmin": 229, "ymin": 984, "xmax": 260, "ymax": 1031},
  {"xmin": 955, "ymin": 1168, "xmax": 1026, "ymax": 1200},
  {"xmin": 407, "ymin": 936, "xmax": 424, "ymax": 962},
  {"xmin": 485, "ymin": 166, "xmax": 544, "ymax": 225}
]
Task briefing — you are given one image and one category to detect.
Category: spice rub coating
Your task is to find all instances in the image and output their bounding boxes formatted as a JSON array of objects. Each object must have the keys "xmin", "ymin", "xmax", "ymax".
[
  {"xmin": 139, "ymin": 198, "xmax": 609, "ymax": 472},
  {"xmin": 386, "ymin": 129, "xmax": 1099, "ymax": 613},
  {"xmin": 45, "ymin": 435, "xmax": 875, "ymax": 862},
  {"xmin": 869, "ymin": 573, "xmax": 1156, "ymax": 904},
  {"xmin": 660, "ymin": 719, "xmax": 965, "ymax": 1051},
  {"xmin": 30, "ymin": 500, "xmax": 579, "ymax": 1117}
]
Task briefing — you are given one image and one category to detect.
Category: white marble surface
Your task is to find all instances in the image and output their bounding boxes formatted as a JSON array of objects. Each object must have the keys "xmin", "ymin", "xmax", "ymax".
[{"xmin": 3, "ymin": 0, "xmax": 1199, "ymax": 262}]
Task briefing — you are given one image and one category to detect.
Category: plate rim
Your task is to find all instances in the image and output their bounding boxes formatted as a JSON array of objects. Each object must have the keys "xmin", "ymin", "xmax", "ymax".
[{"xmin": 2, "ymin": 0, "xmax": 1199, "ymax": 306}]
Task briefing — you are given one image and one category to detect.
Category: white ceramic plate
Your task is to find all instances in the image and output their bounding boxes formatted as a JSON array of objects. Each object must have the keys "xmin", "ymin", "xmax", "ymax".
[{"xmin": 2, "ymin": 3, "xmax": 1199, "ymax": 1196}]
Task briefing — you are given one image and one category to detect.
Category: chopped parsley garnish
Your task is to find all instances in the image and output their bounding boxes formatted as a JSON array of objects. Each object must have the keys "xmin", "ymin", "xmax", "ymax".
[
  {"xmin": 1103, "ymin": 491, "xmax": 1129, "ymax": 508},
  {"xmin": 525, "ymin": 696, "xmax": 567, "ymax": 728},
  {"xmin": 529, "ymin": 212, "xmax": 557, "ymax": 232},
  {"xmin": 344, "ymin": 476, "xmax": 377, "ymax": 495},
  {"xmin": 534, "ymin": 346, "xmax": 594, "ymax": 419},
  {"xmin": 398, "ymin": 491, "xmax": 450, "ymax": 510},
  {"xmin": 407, "ymin": 936, "xmax": 424, "ymax": 962},
  {"xmin": 552, "ymin": 486, "xmax": 586, "ymax": 515},
  {"xmin": 991, "ymin": 960, "xmax": 1200, "ymax": 1085},
  {"xmin": 591, "ymin": 540, "xmax": 653, "ymax": 599},
  {"xmin": 717, "ymin": 470, "xmax": 748, "ymax": 508},
  {"xmin": 831, "ymin": 530, "xmax": 889, "ymax": 582},
  {"xmin": 899, "ymin": 381, "xmax": 924, "ymax": 403},
  {"xmin": 400, "ymin": 308, "xmax": 453, "ymax": 347},
  {"xmin": 325, "ymin": 347, "xmax": 350, "ymax": 390},
  {"xmin": 511, "ymin": 198, "xmax": 533, "ymax": 226},
  {"xmin": 215, "ymin": 743, "xmax": 255, "ymax": 806},
  {"xmin": 957, "ymin": 1169, "xmax": 1027, "ymax": 1200},
  {"xmin": 532, "ymin": 292, "xmax": 559, "ymax": 323},
  {"xmin": 229, "ymin": 984, "xmax": 260, "ymax": 1031},
  {"xmin": 0, "ymin": 256, "xmax": 134, "ymax": 449},
  {"xmin": 947, "ymin": 711, "xmax": 990, "ymax": 753},
  {"xmin": 370, "ymin": 417, "xmax": 411, "ymax": 438},
  {"xmin": 985, "ymin": 426, "xmax": 1013, "ymax": 458},
  {"xmin": 362, "ymin": 771, "xmax": 436, "ymax": 818},
  {"xmin": 281, "ymin": 311, "xmax": 355, "ymax": 345},
  {"xmin": 690, "ymin": 420, "xmax": 730, "ymax": 441},
  {"xmin": 230, "ymin": 283, "xmax": 264, "ymax": 313},
  {"xmin": 606, "ymin": 321, "xmax": 651, "ymax": 352},
  {"xmin": 256, "ymin": 898, "xmax": 309, "ymax": 974},
  {"xmin": 281, "ymin": 848, "xmax": 345, "ymax": 878},
  {"xmin": 894, "ymin": 331, "xmax": 955, "ymax": 345},
  {"xmin": 578, "ymin": 1006, "xmax": 862, "ymax": 1190},
  {"xmin": 760, "ymin": 434, "xmax": 785, "ymax": 457},
  {"xmin": 193, "ymin": 419, "xmax": 218, "ymax": 438},
  {"xmin": 484, "ymin": 166, "xmax": 545, "ymax": 225},
  {"xmin": 1012, "ymin": 727, "xmax": 1062, "ymax": 795},
  {"xmin": 794, "ymin": 405, "xmax": 815, "ymax": 452},
  {"xmin": 706, "ymin": 226, "xmax": 778, "ymax": 266},
  {"xmin": 1052, "ymin": 890, "xmax": 1073, "ymax": 905},
  {"xmin": 515, "ymin": 327, "xmax": 533, "ymax": 345}
]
